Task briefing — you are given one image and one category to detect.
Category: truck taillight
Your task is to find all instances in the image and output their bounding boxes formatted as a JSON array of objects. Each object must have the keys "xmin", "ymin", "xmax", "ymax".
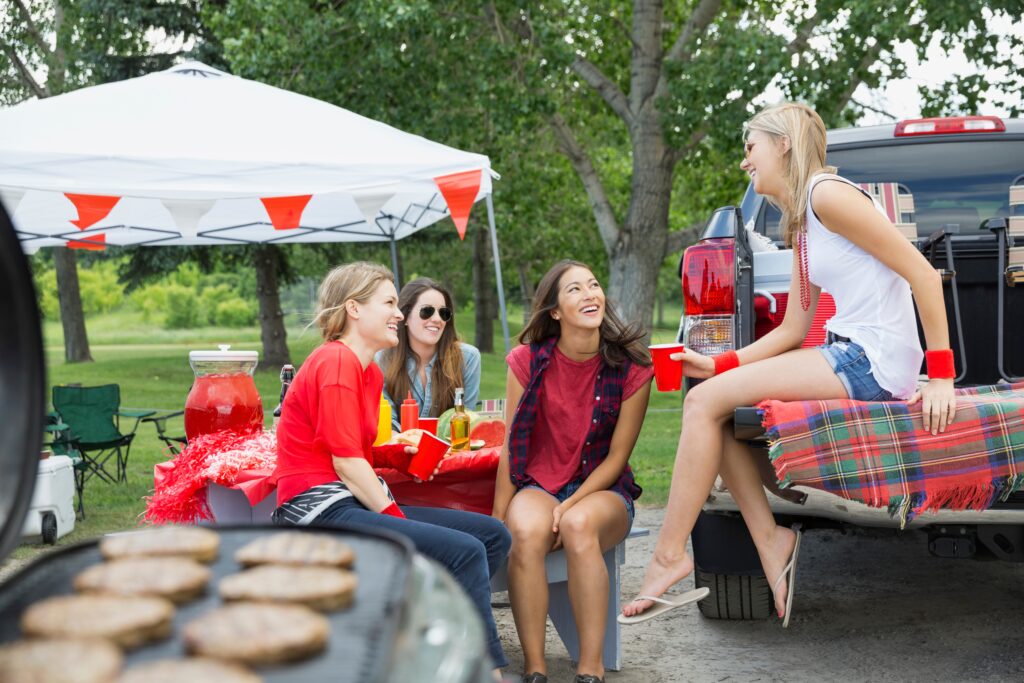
[
  {"xmin": 681, "ymin": 239, "xmax": 735, "ymax": 355},
  {"xmin": 894, "ymin": 116, "xmax": 1005, "ymax": 137}
]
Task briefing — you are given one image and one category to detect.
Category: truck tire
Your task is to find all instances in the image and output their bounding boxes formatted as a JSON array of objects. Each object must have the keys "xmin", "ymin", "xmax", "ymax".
[
  {"xmin": 691, "ymin": 510, "xmax": 773, "ymax": 620},
  {"xmin": 41, "ymin": 512, "xmax": 57, "ymax": 545},
  {"xmin": 694, "ymin": 569, "xmax": 772, "ymax": 620}
]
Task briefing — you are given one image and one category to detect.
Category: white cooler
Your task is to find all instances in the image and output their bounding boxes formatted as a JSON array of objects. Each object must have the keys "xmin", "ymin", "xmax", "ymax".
[{"xmin": 21, "ymin": 455, "xmax": 76, "ymax": 544}]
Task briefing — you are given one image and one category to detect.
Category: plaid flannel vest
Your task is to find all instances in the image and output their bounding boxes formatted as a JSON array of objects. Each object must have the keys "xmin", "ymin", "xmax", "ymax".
[{"xmin": 507, "ymin": 337, "xmax": 642, "ymax": 501}]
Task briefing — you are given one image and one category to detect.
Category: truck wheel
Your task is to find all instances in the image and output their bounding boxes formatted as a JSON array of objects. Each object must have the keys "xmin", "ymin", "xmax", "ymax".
[
  {"xmin": 694, "ymin": 569, "xmax": 772, "ymax": 620},
  {"xmin": 41, "ymin": 512, "xmax": 58, "ymax": 545},
  {"xmin": 691, "ymin": 510, "xmax": 774, "ymax": 620}
]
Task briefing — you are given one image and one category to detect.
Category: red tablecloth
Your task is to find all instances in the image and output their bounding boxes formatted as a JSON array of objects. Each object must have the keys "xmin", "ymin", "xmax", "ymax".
[{"xmin": 152, "ymin": 445, "xmax": 501, "ymax": 519}]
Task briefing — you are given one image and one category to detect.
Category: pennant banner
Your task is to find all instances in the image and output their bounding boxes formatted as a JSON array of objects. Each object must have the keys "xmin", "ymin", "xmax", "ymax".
[
  {"xmin": 0, "ymin": 188, "xmax": 25, "ymax": 214},
  {"xmin": 64, "ymin": 193, "xmax": 121, "ymax": 229},
  {"xmin": 260, "ymin": 195, "xmax": 312, "ymax": 230},
  {"xmin": 351, "ymin": 184, "xmax": 399, "ymax": 230},
  {"xmin": 67, "ymin": 233, "xmax": 106, "ymax": 251},
  {"xmin": 162, "ymin": 198, "xmax": 215, "ymax": 239},
  {"xmin": 433, "ymin": 169, "xmax": 483, "ymax": 240}
]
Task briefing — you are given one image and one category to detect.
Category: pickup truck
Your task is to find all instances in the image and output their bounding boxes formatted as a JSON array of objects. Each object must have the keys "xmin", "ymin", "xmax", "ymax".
[{"xmin": 678, "ymin": 115, "xmax": 1024, "ymax": 620}]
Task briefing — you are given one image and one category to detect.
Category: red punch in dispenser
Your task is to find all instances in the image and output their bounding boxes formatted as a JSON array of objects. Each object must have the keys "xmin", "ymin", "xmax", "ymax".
[
  {"xmin": 184, "ymin": 345, "xmax": 263, "ymax": 440},
  {"xmin": 400, "ymin": 391, "xmax": 419, "ymax": 433}
]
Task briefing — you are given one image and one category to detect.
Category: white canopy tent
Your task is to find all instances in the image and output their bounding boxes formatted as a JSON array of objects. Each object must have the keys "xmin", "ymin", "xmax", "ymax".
[{"xmin": 0, "ymin": 62, "xmax": 510, "ymax": 351}]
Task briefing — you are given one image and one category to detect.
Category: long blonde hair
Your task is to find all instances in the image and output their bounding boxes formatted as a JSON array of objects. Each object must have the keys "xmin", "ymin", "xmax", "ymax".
[
  {"xmin": 380, "ymin": 278, "xmax": 465, "ymax": 417},
  {"xmin": 313, "ymin": 261, "xmax": 394, "ymax": 341},
  {"xmin": 744, "ymin": 102, "xmax": 835, "ymax": 247}
]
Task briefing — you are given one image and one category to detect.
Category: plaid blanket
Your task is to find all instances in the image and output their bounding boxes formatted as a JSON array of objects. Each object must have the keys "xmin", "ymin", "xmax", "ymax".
[{"xmin": 759, "ymin": 382, "xmax": 1024, "ymax": 526}]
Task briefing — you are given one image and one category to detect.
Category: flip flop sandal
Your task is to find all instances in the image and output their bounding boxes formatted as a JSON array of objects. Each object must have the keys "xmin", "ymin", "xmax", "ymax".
[
  {"xmin": 616, "ymin": 587, "xmax": 710, "ymax": 625},
  {"xmin": 772, "ymin": 524, "xmax": 803, "ymax": 628}
]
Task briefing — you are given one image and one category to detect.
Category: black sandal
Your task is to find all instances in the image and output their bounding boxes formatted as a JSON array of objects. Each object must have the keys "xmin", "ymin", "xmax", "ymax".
[
  {"xmin": 574, "ymin": 676, "xmax": 604, "ymax": 683},
  {"xmin": 522, "ymin": 673, "xmax": 548, "ymax": 683}
]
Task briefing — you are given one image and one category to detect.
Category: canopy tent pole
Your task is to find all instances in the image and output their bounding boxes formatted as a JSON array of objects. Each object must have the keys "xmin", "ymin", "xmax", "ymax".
[
  {"xmin": 486, "ymin": 195, "xmax": 511, "ymax": 353},
  {"xmin": 389, "ymin": 230, "xmax": 401, "ymax": 290}
]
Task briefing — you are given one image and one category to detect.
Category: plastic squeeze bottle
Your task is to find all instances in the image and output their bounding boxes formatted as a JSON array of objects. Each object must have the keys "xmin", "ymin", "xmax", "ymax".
[
  {"xmin": 450, "ymin": 387, "xmax": 471, "ymax": 452},
  {"xmin": 373, "ymin": 397, "xmax": 393, "ymax": 446},
  {"xmin": 400, "ymin": 391, "xmax": 419, "ymax": 432}
]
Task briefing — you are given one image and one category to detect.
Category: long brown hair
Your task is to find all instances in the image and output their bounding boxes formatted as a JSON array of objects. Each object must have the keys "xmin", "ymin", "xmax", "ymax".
[
  {"xmin": 312, "ymin": 261, "xmax": 394, "ymax": 341},
  {"xmin": 379, "ymin": 278, "xmax": 465, "ymax": 417},
  {"xmin": 518, "ymin": 260, "xmax": 651, "ymax": 368}
]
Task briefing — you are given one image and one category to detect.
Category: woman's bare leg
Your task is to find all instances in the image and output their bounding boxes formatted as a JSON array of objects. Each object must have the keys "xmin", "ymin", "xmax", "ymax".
[
  {"xmin": 505, "ymin": 489, "xmax": 558, "ymax": 675},
  {"xmin": 623, "ymin": 348, "xmax": 847, "ymax": 618},
  {"xmin": 558, "ymin": 491, "xmax": 630, "ymax": 679}
]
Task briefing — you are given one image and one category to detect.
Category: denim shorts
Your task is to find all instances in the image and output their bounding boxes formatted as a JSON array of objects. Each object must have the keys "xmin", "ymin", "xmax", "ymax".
[
  {"xmin": 818, "ymin": 340, "xmax": 894, "ymax": 402},
  {"xmin": 524, "ymin": 477, "xmax": 635, "ymax": 528}
]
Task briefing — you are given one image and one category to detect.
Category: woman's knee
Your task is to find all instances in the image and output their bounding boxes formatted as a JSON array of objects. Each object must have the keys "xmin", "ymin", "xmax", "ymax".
[
  {"xmin": 558, "ymin": 508, "xmax": 599, "ymax": 554},
  {"xmin": 507, "ymin": 510, "xmax": 552, "ymax": 548},
  {"xmin": 682, "ymin": 382, "xmax": 729, "ymax": 423}
]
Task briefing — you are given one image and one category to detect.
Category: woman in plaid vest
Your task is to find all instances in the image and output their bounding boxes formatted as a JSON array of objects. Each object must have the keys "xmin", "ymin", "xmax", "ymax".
[{"xmin": 492, "ymin": 260, "xmax": 654, "ymax": 683}]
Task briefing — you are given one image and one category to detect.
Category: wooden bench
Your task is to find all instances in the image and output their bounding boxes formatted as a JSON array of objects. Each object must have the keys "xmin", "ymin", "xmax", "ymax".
[{"xmin": 490, "ymin": 526, "xmax": 649, "ymax": 672}]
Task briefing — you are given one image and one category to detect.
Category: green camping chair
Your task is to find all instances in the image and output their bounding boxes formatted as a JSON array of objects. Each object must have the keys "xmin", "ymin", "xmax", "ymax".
[
  {"xmin": 51, "ymin": 384, "xmax": 154, "ymax": 485},
  {"xmin": 45, "ymin": 412, "xmax": 87, "ymax": 519}
]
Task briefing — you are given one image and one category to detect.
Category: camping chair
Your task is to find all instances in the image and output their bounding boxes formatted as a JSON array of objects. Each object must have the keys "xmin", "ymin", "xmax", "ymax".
[
  {"xmin": 142, "ymin": 410, "xmax": 187, "ymax": 455},
  {"xmin": 51, "ymin": 384, "xmax": 154, "ymax": 484},
  {"xmin": 860, "ymin": 182, "xmax": 967, "ymax": 382},
  {"xmin": 45, "ymin": 412, "xmax": 87, "ymax": 519},
  {"xmin": 986, "ymin": 181, "xmax": 1024, "ymax": 382}
]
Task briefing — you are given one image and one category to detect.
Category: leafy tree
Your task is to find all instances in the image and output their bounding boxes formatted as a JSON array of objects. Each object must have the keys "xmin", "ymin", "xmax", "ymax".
[{"xmin": 1, "ymin": 0, "xmax": 224, "ymax": 361}]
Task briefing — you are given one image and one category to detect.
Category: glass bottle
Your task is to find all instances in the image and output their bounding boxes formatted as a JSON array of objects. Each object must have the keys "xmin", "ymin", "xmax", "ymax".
[
  {"xmin": 450, "ymin": 387, "xmax": 471, "ymax": 452},
  {"xmin": 272, "ymin": 364, "xmax": 295, "ymax": 429}
]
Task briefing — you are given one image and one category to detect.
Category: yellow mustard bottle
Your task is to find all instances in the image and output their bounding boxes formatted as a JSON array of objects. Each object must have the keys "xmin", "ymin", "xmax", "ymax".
[
  {"xmin": 373, "ymin": 396, "xmax": 392, "ymax": 446},
  {"xmin": 450, "ymin": 387, "xmax": 471, "ymax": 452}
]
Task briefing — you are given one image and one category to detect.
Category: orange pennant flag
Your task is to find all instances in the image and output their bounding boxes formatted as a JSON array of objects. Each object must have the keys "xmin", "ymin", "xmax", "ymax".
[
  {"xmin": 260, "ymin": 195, "xmax": 312, "ymax": 230},
  {"xmin": 67, "ymin": 233, "xmax": 107, "ymax": 251},
  {"xmin": 65, "ymin": 193, "xmax": 121, "ymax": 229},
  {"xmin": 434, "ymin": 169, "xmax": 483, "ymax": 240}
]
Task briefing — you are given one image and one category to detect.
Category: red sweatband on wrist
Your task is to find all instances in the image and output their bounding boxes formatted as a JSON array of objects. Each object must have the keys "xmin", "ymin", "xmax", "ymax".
[
  {"xmin": 925, "ymin": 349, "xmax": 955, "ymax": 379},
  {"xmin": 713, "ymin": 350, "xmax": 740, "ymax": 376},
  {"xmin": 380, "ymin": 502, "xmax": 406, "ymax": 519}
]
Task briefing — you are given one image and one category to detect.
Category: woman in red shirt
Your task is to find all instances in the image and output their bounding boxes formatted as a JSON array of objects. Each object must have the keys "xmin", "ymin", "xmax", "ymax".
[
  {"xmin": 272, "ymin": 261, "xmax": 511, "ymax": 674},
  {"xmin": 492, "ymin": 260, "xmax": 654, "ymax": 683}
]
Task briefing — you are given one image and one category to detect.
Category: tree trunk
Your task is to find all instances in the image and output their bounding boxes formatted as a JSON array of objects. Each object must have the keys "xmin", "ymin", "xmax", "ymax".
[
  {"xmin": 253, "ymin": 245, "xmax": 291, "ymax": 369},
  {"xmin": 607, "ymin": 121, "xmax": 674, "ymax": 331},
  {"xmin": 472, "ymin": 223, "xmax": 494, "ymax": 352},
  {"xmin": 53, "ymin": 247, "xmax": 93, "ymax": 363}
]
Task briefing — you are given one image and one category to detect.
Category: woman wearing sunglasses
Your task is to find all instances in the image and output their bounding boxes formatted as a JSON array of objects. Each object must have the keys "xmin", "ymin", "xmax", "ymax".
[{"xmin": 376, "ymin": 278, "xmax": 481, "ymax": 428}]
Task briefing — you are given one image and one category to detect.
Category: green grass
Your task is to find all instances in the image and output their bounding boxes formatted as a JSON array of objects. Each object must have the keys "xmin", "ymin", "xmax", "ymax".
[{"xmin": 10, "ymin": 311, "xmax": 683, "ymax": 566}]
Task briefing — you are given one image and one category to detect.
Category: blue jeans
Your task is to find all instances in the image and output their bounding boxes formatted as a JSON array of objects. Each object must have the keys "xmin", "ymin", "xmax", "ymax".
[
  {"xmin": 818, "ymin": 340, "xmax": 894, "ymax": 402},
  {"xmin": 312, "ymin": 497, "xmax": 511, "ymax": 668}
]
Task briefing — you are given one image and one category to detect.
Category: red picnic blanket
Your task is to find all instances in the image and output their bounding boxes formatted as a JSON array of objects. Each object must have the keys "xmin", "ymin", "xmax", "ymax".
[{"xmin": 760, "ymin": 381, "xmax": 1024, "ymax": 526}]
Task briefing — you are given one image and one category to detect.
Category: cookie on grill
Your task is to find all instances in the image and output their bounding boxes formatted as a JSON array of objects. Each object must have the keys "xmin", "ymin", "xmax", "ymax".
[
  {"xmin": 183, "ymin": 602, "xmax": 329, "ymax": 665},
  {"xmin": 116, "ymin": 658, "xmax": 262, "ymax": 683},
  {"xmin": 234, "ymin": 532, "xmax": 354, "ymax": 568},
  {"xmin": 100, "ymin": 526, "xmax": 219, "ymax": 563},
  {"xmin": 0, "ymin": 638, "xmax": 123, "ymax": 683},
  {"xmin": 219, "ymin": 564, "xmax": 357, "ymax": 611},
  {"xmin": 75, "ymin": 557, "xmax": 212, "ymax": 604},
  {"xmin": 21, "ymin": 594, "xmax": 174, "ymax": 649}
]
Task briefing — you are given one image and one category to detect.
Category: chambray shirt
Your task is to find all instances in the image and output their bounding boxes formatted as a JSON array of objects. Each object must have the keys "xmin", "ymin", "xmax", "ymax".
[{"xmin": 376, "ymin": 342, "xmax": 481, "ymax": 430}]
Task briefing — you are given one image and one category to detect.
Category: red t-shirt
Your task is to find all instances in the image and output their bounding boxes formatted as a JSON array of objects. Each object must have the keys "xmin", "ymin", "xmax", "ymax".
[
  {"xmin": 273, "ymin": 341, "xmax": 383, "ymax": 506},
  {"xmin": 506, "ymin": 343, "xmax": 654, "ymax": 493}
]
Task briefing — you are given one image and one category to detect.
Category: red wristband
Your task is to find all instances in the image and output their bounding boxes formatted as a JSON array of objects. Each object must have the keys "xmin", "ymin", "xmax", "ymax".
[
  {"xmin": 380, "ymin": 502, "xmax": 406, "ymax": 519},
  {"xmin": 925, "ymin": 349, "xmax": 955, "ymax": 379},
  {"xmin": 713, "ymin": 350, "xmax": 740, "ymax": 376}
]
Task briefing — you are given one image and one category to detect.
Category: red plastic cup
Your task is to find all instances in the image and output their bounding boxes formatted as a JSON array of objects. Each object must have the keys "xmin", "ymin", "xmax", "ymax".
[
  {"xmin": 418, "ymin": 417, "xmax": 438, "ymax": 435},
  {"xmin": 649, "ymin": 343, "xmax": 685, "ymax": 392},
  {"xmin": 407, "ymin": 431, "xmax": 450, "ymax": 480}
]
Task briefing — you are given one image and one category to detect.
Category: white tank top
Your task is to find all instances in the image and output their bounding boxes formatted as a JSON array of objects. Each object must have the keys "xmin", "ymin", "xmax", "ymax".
[{"xmin": 805, "ymin": 173, "xmax": 922, "ymax": 399}]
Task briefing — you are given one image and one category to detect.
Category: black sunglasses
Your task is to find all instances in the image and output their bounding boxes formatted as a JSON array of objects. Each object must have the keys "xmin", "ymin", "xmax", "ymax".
[{"xmin": 417, "ymin": 305, "xmax": 452, "ymax": 321}]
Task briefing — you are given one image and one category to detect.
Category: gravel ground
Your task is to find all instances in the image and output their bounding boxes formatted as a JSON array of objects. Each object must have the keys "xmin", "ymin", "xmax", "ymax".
[{"xmin": 493, "ymin": 506, "xmax": 1024, "ymax": 683}]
